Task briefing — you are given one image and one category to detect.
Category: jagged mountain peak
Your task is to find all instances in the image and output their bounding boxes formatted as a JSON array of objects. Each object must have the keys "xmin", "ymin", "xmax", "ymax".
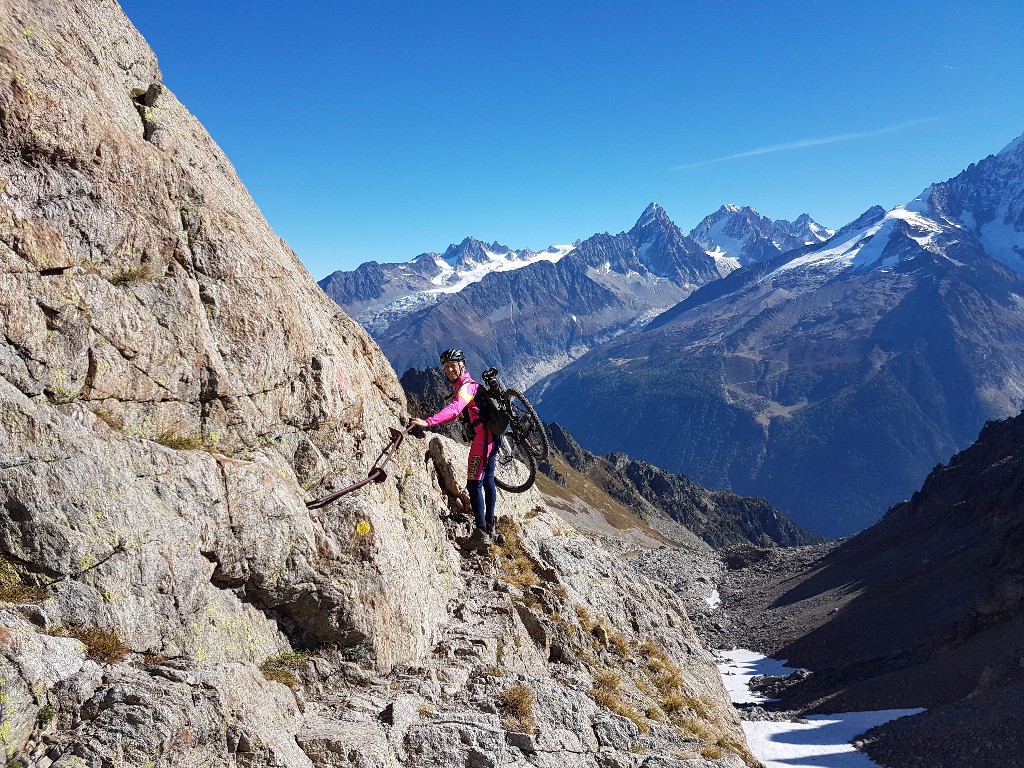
[
  {"xmin": 779, "ymin": 212, "xmax": 835, "ymax": 243},
  {"xmin": 997, "ymin": 131, "xmax": 1024, "ymax": 158},
  {"xmin": 633, "ymin": 201, "xmax": 673, "ymax": 230},
  {"xmin": 688, "ymin": 204, "xmax": 832, "ymax": 273},
  {"xmin": 440, "ymin": 236, "xmax": 493, "ymax": 266}
]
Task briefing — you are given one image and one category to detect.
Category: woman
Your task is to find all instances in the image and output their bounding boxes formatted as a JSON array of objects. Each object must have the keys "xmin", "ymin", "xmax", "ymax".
[{"xmin": 409, "ymin": 349, "xmax": 497, "ymax": 535}]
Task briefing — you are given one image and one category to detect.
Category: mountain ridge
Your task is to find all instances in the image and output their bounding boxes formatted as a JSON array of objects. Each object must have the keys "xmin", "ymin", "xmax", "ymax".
[
  {"xmin": 319, "ymin": 205, "xmax": 831, "ymax": 387},
  {"xmin": 531, "ymin": 131, "xmax": 1024, "ymax": 536}
]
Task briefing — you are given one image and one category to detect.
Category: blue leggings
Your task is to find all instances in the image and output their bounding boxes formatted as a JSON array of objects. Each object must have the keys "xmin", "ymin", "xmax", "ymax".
[{"xmin": 466, "ymin": 446, "xmax": 497, "ymax": 530}]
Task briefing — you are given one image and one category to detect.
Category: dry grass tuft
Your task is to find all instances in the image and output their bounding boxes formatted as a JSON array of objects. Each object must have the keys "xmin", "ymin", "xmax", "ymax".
[
  {"xmin": 608, "ymin": 632, "xmax": 631, "ymax": 658},
  {"xmin": 0, "ymin": 557, "xmax": 48, "ymax": 604},
  {"xmin": 109, "ymin": 264, "xmax": 160, "ymax": 286},
  {"xmin": 0, "ymin": 584, "xmax": 49, "ymax": 604},
  {"xmin": 493, "ymin": 518, "xmax": 540, "ymax": 589},
  {"xmin": 92, "ymin": 407, "xmax": 125, "ymax": 432},
  {"xmin": 640, "ymin": 638, "xmax": 687, "ymax": 697},
  {"xmin": 575, "ymin": 605, "xmax": 595, "ymax": 631},
  {"xmin": 154, "ymin": 427, "xmax": 203, "ymax": 451},
  {"xmin": 700, "ymin": 744, "xmax": 724, "ymax": 760},
  {"xmin": 591, "ymin": 668, "xmax": 649, "ymax": 733},
  {"xmin": 53, "ymin": 626, "xmax": 129, "ymax": 664},
  {"xmin": 500, "ymin": 684, "xmax": 535, "ymax": 731}
]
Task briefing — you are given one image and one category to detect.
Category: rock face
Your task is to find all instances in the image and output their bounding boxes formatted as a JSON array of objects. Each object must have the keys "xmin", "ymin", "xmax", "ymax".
[
  {"xmin": 1, "ymin": 0, "xmax": 457, "ymax": 672},
  {"xmin": 532, "ymin": 135, "xmax": 1024, "ymax": 536},
  {"xmin": 0, "ymin": 3, "xmax": 754, "ymax": 766}
]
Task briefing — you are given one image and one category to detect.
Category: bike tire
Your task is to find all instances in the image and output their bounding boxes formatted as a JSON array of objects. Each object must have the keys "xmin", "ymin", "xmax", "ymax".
[
  {"xmin": 506, "ymin": 389, "xmax": 549, "ymax": 461},
  {"xmin": 493, "ymin": 434, "xmax": 538, "ymax": 493}
]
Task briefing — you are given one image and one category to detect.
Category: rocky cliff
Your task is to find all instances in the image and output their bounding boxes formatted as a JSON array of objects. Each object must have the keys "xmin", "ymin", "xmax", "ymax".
[{"xmin": 0, "ymin": 3, "xmax": 754, "ymax": 766}]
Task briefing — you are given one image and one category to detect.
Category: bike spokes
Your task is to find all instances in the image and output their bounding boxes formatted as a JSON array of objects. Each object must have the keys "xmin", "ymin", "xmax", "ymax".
[
  {"xmin": 506, "ymin": 389, "xmax": 549, "ymax": 460},
  {"xmin": 493, "ymin": 434, "xmax": 537, "ymax": 493}
]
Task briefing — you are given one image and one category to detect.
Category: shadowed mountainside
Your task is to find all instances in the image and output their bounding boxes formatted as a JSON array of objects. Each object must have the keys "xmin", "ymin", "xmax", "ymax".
[
  {"xmin": 708, "ymin": 410, "xmax": 1024, "ymax": 768},
  {"xmin": 542, "ymin": 423, "xmax": 824, "ymax": 550}
]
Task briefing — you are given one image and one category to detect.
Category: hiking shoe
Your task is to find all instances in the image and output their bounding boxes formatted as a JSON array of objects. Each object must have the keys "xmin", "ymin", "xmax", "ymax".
[{"xmin": 459, "ymin": 527, "xmax": 489, "ymax": 553}]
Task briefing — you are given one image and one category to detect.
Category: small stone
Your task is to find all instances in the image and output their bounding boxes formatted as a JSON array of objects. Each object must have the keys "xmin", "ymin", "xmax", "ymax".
[{"xmin": 506, "ymin": 730, "xmax": 537, "ymax": 754}]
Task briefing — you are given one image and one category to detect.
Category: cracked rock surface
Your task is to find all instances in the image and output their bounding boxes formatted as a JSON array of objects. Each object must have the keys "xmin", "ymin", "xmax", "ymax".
[{"xmin": 0, "ymin": 2, "xmax": 758, "ymax": 766}]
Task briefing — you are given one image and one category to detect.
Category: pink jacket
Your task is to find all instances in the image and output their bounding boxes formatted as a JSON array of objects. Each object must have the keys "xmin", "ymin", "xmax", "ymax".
[{"xmin": 426, "ymin": 372, "xmax": 481, "ymax": 428}]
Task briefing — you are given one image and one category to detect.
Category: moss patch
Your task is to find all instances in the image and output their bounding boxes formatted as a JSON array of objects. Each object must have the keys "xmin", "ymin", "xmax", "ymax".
[{"xmin": 259, "ymin": 651, "xmax": 308, "ymax": 689}]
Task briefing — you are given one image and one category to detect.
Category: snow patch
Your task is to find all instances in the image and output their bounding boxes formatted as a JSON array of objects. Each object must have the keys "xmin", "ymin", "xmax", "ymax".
[
  {"xmin": 977, "ymin": 204, "xmax": 1024, "ymax": 274},
  {"xmin": 707, "ymin": 247, "xmax": 741, "ymax": 277},
  {"xmin": 425, "ymin": 243, "xmax": 575, "ymax": 294},
  {"xmin": 716, "ymin": 649, "xmax": 925, "ymax": 768},
  {"xmin": 743, "ymin": 711, "xmax": 926, "ymax": 768},
  {"xmin": 774, "ymin": 206, "xmax": 947, "ymax": 275},
  {"xmin": 715, "ymin": 648, "xmax": 795, "ymax": 704}
]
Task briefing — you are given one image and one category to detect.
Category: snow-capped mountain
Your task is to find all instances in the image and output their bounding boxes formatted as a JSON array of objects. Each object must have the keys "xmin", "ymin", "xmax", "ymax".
[
  {"xmin": 369, "ymin": 204, "xmax": 720, "ymax": 387},
  {"xmin": 319, "ymin": 204, "xmax": 831, "ymax": 342},
  {"xmin": 318, "ymin": 237, "xmax": 577, "ymax": 333},
  {"xmin": 532, "ymin": 132, "xmax": 1024, "ymax": 537},
  {"xmin": 689, "ymin": 205, "xmax": 834, "ymax": 275},
  {"xmin": 420, "ymin": 238, "xmax": 577, "ymax": 294},
  {"xmin": 923, "ymin": 133, "xmax": 1024, "ymax": 274},
  {"xmin": 760, "ymin": 134, "xmax": 1024, "ymax": 281}
]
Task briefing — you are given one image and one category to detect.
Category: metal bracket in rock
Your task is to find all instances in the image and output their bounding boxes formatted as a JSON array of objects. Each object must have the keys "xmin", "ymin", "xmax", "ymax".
[{"xmin": 305, "ymin": 425, "xmax": 425, "ymax": 510}]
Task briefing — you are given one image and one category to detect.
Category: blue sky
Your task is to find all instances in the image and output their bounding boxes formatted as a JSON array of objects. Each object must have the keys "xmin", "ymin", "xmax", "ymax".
[{"xmin": 120, "ymin": 1, "xmax": 1024, "ymax": 279}]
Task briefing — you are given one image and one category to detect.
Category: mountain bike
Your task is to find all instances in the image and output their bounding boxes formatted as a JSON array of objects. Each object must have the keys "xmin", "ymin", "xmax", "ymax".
[{"xmin": 482, "ymin": 368, "xmax": 549, "ymax": 493}]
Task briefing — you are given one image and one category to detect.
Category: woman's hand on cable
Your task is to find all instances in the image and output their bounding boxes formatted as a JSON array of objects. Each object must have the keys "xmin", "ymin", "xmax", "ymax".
[{"xmin": 409, "ymin": 417, "xmax": 429, "ymax": 430}]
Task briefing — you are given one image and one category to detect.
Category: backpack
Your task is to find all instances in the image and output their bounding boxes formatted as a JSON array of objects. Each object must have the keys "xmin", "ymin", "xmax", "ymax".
[
  {"xmin": 474, "ymin": 384, "xmax": 511, "ymax": 435},
  {"xmin": 460, "ymin": 375, "xmax": 510, "ymax": 438}
]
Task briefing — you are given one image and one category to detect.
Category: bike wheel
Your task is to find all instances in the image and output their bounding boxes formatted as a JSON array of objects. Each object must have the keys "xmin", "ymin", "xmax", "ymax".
[
  {"xmin": 506, "ymin": 389, "xmax": 549, "ymax": 460},
  {"xmin": 493, "ymin": 434, "xmax": 538, "ymax": 493}
]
